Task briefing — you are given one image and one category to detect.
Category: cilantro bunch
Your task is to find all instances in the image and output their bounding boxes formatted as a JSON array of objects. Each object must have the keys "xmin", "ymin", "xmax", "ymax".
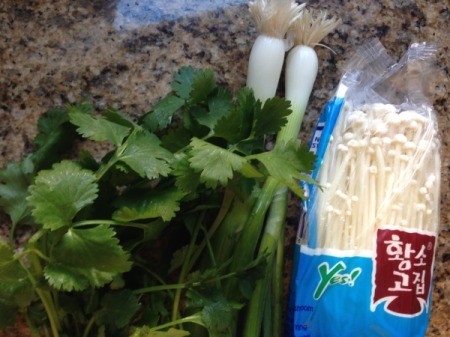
[{"xmin": 0, "ymin": 67, "xmax": 314, "ymax": 337}]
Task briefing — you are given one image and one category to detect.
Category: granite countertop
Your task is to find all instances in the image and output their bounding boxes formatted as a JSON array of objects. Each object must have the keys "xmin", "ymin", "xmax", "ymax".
[{"xmin": 0, "ymin": 0, "xmax": 448, "ymax": 336}]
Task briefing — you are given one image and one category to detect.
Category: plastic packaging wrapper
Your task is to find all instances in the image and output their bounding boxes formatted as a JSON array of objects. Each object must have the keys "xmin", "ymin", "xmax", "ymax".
[{"xmin": 286, "ymin": 41, "xmax": 441, "ymax": 337}]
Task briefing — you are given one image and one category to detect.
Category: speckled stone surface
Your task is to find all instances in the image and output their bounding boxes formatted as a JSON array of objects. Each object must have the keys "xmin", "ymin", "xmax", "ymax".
[{"xmin": 0, "ymin": 0, "xmax": 448, "ymax": 336}]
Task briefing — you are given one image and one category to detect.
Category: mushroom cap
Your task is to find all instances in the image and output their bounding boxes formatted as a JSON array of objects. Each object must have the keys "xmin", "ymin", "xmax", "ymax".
[
  {"xmin": 384, "ymin": 112, "xmax": 401, "ymax": 125},
  {"xmin": 393, "ymin": 134, "xmax": 408, "ymax": 144},
  {"xmin": 404, "ymin": 141, "xmax": 417, "ymax": 150},
  {"xmin": 373, "ymin": 121, "xmax": 388, "ymax": 135},
  {"xmin": 343, "ymin": 132, "xmax": 354, "ymax": 141},
  {"xmin": 382, "ymin": 137, "xmax": 392, "ymax": 145},
  {"xmin": 399, "ymin": 110, "xmax": 428, "ymax": 124},
  {"xmin": 370, "ymin": 137, "xmax": 382, "ymax": 145}
]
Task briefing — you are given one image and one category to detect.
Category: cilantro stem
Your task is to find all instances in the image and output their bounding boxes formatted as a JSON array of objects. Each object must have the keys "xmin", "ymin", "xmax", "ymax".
[
  {"xmin": 88, "ymin": 287, "xmax": 101, "ymax": 316},
  {"xmin": 134, "ymin": 260, "xmax": 168, "ymax": 288},
  {"xmin": 19, "ymin": 259, "xmax": 61, "ymax": 337},
  {"xmin": 134, "ymin": 283, "xmax": 187, "ymax": 294},
  {"xmin": 95, "ymin": 158, "xmax": 118, "ymax": 180},
  {"xmin": 29, "ymin": 228, "xmax": 47, "ymax": 245},
  {"xmin": 187, "ymin": 188, "xmax": 234, "ymax": 272},
  {"xmin": 82, "ymin": 314, "xmax": 97, "ymax": 337},
  {"xmin": 134, "ymin": 271, "xmax": 238, "ymax": 295},
  {"xmin": 73, "ymin": 219, "xmax": 149, "ymax": 230},
  {"xmin": 151, "ymin": 315, "xmax": 204, "ymax": 332},
  {"xmin": 171, "ymin": 212, "xmax": 205, "ymax": 323},
  {"xmin": 37, "ymin": 291, "xmax": 61, "ymax": 337},
  {"xmin": 16, "ymin": 248, "xmax": 50, "ymax": 262},
  {"xmin": 24, "ymin": 232, "xmax": 62, "ymax": 337},
  {"xmin": 9, "ymin": 221, "xmax": 18, "ymax": 247},
  {"xmin": 201, "ymin": 225, "xmax": 217, "ymax": 268},
  {"xmin": 95, "ymin": 132, "xmax": 133, "ymax": 180}
]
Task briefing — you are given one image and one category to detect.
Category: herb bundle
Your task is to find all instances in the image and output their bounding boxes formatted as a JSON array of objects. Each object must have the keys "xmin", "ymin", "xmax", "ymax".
[{"xmin": 0, "ymin": 67, "xmax": 315, "ymax": 337}]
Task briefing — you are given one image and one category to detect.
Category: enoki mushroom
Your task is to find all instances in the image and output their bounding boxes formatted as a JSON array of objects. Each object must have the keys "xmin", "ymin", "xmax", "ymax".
[{"xmin": 313, "ymin": 103, "xmax": 440, "ymax": 250}]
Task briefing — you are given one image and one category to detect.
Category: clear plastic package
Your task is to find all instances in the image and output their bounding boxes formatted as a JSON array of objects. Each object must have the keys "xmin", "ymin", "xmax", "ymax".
[{"xmin": 286, "ymin": 41, "xmax": 441, "ymax": 337}]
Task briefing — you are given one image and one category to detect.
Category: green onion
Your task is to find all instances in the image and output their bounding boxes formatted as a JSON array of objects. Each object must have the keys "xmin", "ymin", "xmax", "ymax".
[
  {"xmin": 246, "ymin": 0, "xmax": 304, "ymax": 101},
  {"xmin": 243, "ymin": 8, "xmax": 341, "ymax": 337},
  {"xmin": 278, "ymin": 9, "xmax": 341, "ymax": 143}
]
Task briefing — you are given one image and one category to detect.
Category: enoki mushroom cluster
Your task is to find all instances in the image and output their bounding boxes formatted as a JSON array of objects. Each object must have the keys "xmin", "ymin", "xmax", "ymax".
[{"xmin": 314, "ymin": 103, "xmax": 440, "ymax": 250}]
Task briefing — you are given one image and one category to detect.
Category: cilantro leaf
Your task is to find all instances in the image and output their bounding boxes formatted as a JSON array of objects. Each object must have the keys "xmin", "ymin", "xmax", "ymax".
[
  {"xmin": 0, "ymin": 278, "xmax": 34, "ymax": 309},
  {"xmin": 281, "ymin": 140, "xmax": 316, "ymax": 173},
  {"xmin": 208, "ymin": 88, "xmax": 233, "ymax": 117},
  {"xmin": 141, "ymin": 219, "xmax": 168, "ymax": 243},
  {"xmin": 27, "ymin": 161, "xmax": 98, "ymax": 230},
  {"xmin": 97, "ymin": 290, "xmax": 141, "ymax": 329},
  {"xmin": 118, "ymin": 131, "xmax": 174, "ymax": 180},
  {"xmin": 113, "ymin": 187, "xmax": 184, "ymax": 222},
  {"xmin": 68, "ymin": 99, "xmax": 94, "ymax": 114},
  {"xmin": 102, "ymin": 107, "xmax": 137, "ymax": 128},
  {"xmin": 234, "ymin": 138, "xmax": 265, "ymax": 156},
  {"xmin": 192, "ymin": 88, "xmax": 233, "ymax": 130},
  {"xmin": 171, "ymin": 153, "xmax": 201, "ymax": 195},
  {"xmin": 130, "ymin": 327, "xmax": 190, "ymax": 337},
  {"xmin": 32, "ymin": 107, "xmax": 77, "ymax": 170},
  {"xmin": 212, "ymin": 91, "xmax": 291, "ymax": 145},
  {"xmin": 200, "ymin": 300, "xmax": 233, "ymax": 337},
  {"xmin": 170, "ymin": 66, "xmax": 216, "ymax": 105},
  {"xmin": 35, "ymin": 107, "xmax": 70, "ymax": 143},
  {"xmin": 235, "ymin": 255, "xmax": 268, "ymax": 300},
  {"xmin": 0, "ymin": 241, "xmax": 34, "ymax": 312},
  {"xmin": 68, "ymin": 104, "xmax": 130, "ymax": 146},
  {"xmin": 213, "ymin": 88, "xmax": 254, "ymax": 144},
  {"xmin": 186, "ymin": 290, "xmax": 236, "ymax": 337},
  {"xmin": 77, "ymin": 150, "xmax": 101, "ymax": 171},
  {"xmin": 184, "ymin": 106, "xmax": 210, "ymax": 136},
  {"xmin": 169, "ymin": 245, "xmax": 188, "ymax": 273},
  {"xmin": 188, "ymin": 138, "xmax": 247, "ymax": 189},
  {"xmin": 44, "ymin": 263, "xmax": 89, "ymax": 292},
  {"xmin": 137, "ymin": 291, "xmax": 170, "ymax": 327},
  {"xmin": 252, "ymin": 141, "xmax": 315, "ymax": 197},
  {"xmin": 161, "ymin": 128, "xmax": 193, "ymax": 153},
  {"xmin": 172, "ymin": 66, "xmax": 196, "ymax": 100},
  {"xmin": 253, "ymin": 96, "xmax": 291, "ymax": 137},
  {"xmin": 142, "ymin": 94, "xmax": 185, "ymax": 132},
  {"xmin": 0, "ymin": 157, "xmax": 34, "ymax": 226},
  {"xmin": 44, "ymin": 225, "xmax": 131, "ymax": 291},
  {"xmin": 0, "ymin": 299, "xmax": 18, "ymax": 329},
  {"xmin": 0, "ymin": 240, "xmax": 27, "ymax": 279},
  {"xmin": 189, "ymin": 68, "xmax": 216, "ymax": 104}
]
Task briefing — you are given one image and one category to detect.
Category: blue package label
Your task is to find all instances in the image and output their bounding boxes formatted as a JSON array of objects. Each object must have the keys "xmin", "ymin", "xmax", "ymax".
[{"xmin": 286, "ymin": 231, "xmax": 435, "ymax": 337}]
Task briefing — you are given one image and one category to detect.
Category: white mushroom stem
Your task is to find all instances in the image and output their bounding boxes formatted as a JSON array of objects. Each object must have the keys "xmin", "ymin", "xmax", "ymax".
[
  {"xmin": 371, "ymin": 137, "xmax": 385, "ymax": 211},
  {"xmin": 336, "ymin": 189, "xmax": 351, "ymax": 247},
  {"xmin": 405, "ymin": 179, "xmax": 418, "ymax": 226},
  {"xmin": 368, "ymin": 165, "xmax": 378, "ymax": 225},
  {"xmin": 312, "ymin": 103, "xmax": 440, "ymax": 250},
  {"xmin": 415, "ymin": 203, "xmax": 427, "ymax": 230},
  {"xmin": 350, "ymin": 196, "xmax": 359, "ymax": 249},
  {"xmin": 320, "ymin": 143, "xmax": 353, "ymax": 215},
  {"xmin": 347, "ymin": 157, "xmax": 357, "ymax": 248},
  {"xmin": 392, "ymin": 133, "xmax": 408, "ymax": 185},
  {"xmin": 319, "ymin": 135, "xmax": 333, "ymax": 184}
]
